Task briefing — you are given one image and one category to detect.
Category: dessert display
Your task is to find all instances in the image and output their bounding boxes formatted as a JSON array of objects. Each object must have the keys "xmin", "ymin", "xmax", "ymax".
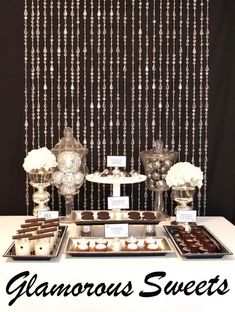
[
  {"xmin": 3, "ymin": 218, "xmax": 67, "ymax": 260},
  {"xmin": 73, "ymin": 210, "xmax": 163, "ymax": 225},
  {"xmin": 86, "ymin": 168, "xmax": 146, "ymax": 197},
  {"xmin": 164, "ymin": 225, "xmax": 233, "ymax": 258},
  {"xmin": 65, "ymin": 236, "xmax": 174, "ymax": 257}
]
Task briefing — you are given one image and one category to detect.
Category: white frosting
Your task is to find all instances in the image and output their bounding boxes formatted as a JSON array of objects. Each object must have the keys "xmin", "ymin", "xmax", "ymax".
[
  {"xmin": 145, "ymin": 237, "xmax": 157, "ymax": 245},
  {"xmin": 78, "ymin": 243, "xmax": 89, "ymax": 251},
  {"xmin": 147, "ymin": 243, "xmax": 158, "ymax": 250},
  {"xmin": 95, "ymin": 243, "xmax": 107, "ymax": 251},
  {"xmin": 127, "ymin": 243, "xmax": 138, "ymax": 250}
]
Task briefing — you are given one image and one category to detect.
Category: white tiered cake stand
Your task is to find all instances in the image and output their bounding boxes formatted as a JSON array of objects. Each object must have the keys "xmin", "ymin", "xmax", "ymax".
[{"xmin": 86, "ymin": 174, "xmax": 146, "ymax": 196}]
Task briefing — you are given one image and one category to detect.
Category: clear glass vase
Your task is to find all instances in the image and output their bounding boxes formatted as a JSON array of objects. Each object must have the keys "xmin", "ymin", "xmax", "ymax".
[
  {"xmin": 172, "ymin": 186, "xmax": 196, "ymax": 214},
  {"xmin": 29, "ymin": 169, "xmax": 53, "ymax": 217}
]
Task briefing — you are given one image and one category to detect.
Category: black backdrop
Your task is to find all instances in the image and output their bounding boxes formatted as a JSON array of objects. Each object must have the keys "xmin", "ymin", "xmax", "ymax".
[{"xmin": 0, "ymin": 0, "xmax": 234, "ymax": 224}]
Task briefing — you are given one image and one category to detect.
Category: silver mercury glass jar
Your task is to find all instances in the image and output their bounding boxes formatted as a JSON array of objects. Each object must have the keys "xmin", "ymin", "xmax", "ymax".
[
  {"xmin": 140, "ymin": 140, "xmax": 178, "ymax": 221},
  {"xmin": 52, "ymin": 127, "xmax": 88, "ymax": 223}
]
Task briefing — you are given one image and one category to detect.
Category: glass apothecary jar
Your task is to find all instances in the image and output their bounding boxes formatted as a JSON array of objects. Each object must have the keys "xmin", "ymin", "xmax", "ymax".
[
  {"xmin": 140, "ymin": 140, "xmax": 178, "ymax": 220},
  {"xmin": 52, "ymin": 127, "xmax": 88, "ymax": 222}
]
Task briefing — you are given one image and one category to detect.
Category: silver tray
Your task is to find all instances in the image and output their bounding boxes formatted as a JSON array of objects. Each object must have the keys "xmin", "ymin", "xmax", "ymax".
[
  {"xmin": 164, "ymin": 225, "xmax": 233, "ymax": 259},
  {"xmin": 3, "ymin": 226, "xmax": 68, "ymax": 260},
  {"xmin": 72, "ymin": 210, "xmax": 167, "ymax": 225},
  {"xmin": 65, "ymin": 236, "xmax": 174, "ymax": 257}
]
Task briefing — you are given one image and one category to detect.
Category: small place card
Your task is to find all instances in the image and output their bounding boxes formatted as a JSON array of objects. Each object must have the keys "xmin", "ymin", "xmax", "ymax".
[
  {"xmin": 176, "ymin": 210, "xmax": 197, "ymax": 223},
  {"xmin": 105, "ymin": 224, "xmax": 129, "ymax": 238},
  {"xmin": 107, "ymin": 155, "xmax": 126, "ymax": 168},
  {"xmin": 37, "ymin": 210, "xmax": 59, "ymax": 219},
  {"xmin": 107, "ymin": 196, "xmax": 129, "ymax": 210}
]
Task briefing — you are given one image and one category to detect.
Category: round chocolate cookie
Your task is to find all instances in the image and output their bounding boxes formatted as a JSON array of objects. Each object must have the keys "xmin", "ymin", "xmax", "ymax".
[
  {"xmin": 128, "ymin": 212, "xmax": 141, "ymax": 220},
  {"xmin": 81, "ymin": 211, "xmax": 94, "ymax": 220},
  {"xmin": 97, "ymin": 211, "xmax": 110, "ymax": 220},
  {"xmin": 142, "ymin": 212, "xmax": 156, "ymax": 220}
]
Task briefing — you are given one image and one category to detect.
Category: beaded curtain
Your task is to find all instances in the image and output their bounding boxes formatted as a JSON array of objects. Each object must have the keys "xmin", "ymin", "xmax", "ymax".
[{"xmin": 24, "ymin": 0, "xmax": 209, "ymax": 216}]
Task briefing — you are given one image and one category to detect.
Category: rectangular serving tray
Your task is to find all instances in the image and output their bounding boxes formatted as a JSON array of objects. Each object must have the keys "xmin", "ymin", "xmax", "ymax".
[
  {"xmin": 164, "ymin": 225, "xmax": 233, "ymax": 259},
  {"xmin": 72, "ymin": 210, "xmax": 165, "ymax": 225},
  {"xmin": 65, "ymin": 236, "xmax": 174, "ymax": 257},
  {"xmin": 3, "ymin": 226, "xmax": 68, "ymax": 260}
]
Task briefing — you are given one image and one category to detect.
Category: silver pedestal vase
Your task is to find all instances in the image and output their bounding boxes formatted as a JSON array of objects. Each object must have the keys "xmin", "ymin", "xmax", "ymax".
[{"xmin": 29, "ymin": 169, "xmax": 53, "ymax": 217}]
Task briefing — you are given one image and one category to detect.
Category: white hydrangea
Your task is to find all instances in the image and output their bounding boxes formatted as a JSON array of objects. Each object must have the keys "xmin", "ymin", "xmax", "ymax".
[
  {"xmin": 23, "ymin": 147, "xmax": 57, "ymax": 173},
  {"xmin": 165, "ymin": 162, "xmax": 203, "ymax": 188}
]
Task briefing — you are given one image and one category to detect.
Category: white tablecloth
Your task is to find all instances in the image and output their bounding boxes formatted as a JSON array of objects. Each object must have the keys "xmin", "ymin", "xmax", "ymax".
[{"xmin": 0, "ymin": 216, "xmax": 234, "ymax": 312}]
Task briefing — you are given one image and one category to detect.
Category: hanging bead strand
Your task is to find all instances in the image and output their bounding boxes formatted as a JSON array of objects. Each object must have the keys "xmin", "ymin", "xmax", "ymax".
[
  {"xmin": 63, "ymin": 0, "xmax": 68, "ymax": 127},
  {"xmin": 131, "ymin": 0, "xmax": 135, "ymax": 210},
  {"xmin": 50, "ymin": 0, "xmax": 54, "ymax": 148},
  {"xmin": 116, "ymin": 0, "xmax": 120, "ymax": 155},
  {"xmin": 185, "ymin": 0, "xmax": 190, "ymax": 161},
  {"xmin": 57, "ymin": 0, "xmax": 61, "ymax": 139},
  {"xmin": 50, "ymin": 0, "xmax": 55, "ymax": 210},
  {"xmin": 109, "ymin": 0, "xmax": 114, "ymax": 155},
  {"xmin": 144, "ymin": 0, "xmax": 149, "ymax": 151},
  {"xmin": 152, "ymin": 0, "xmax": 156, "ymax": 147},
  {"xmin": 90, "ymin": 0, "xmax": 95, "ymax": 209},
  {"xmin": 178, "ymin": 0, "xmax": 183, "ymax": 160},
  {"xmin": 137, "ymin": 0, "xmax": 143, "ymax": 210},
  {"xmin": 151, "ymin": 0, "xmax": 157, "ymax": 207},
  {"xmin": 192, "ymin": 0, "xmax": 197, "ymax": 164},
  {"xmin": 165, "ymin": 0, "xmax": 170, "ymax": 149},
  {"xmin": 36, "ymin": 0, "xmax": 41, "ymax": 148},
  {"xmin": 170, "ymin": 0, "xmax": 177, "ymax": 216},
  {"xmin": 57, "ymin": 0, "xmax": 62, "ymax": 214},
  {"xmin": 144, "ymin": 0, "xmax": 150, "ymax": 210},
  {"xmin": 31, "ymin": 0, "xmax": 36, "ymax": 148},
  {"xmin": 158, "ymin": 0, "xmax": 163, "ymax": 140},
  {"xmin": 76, "ymin": 0, "xmax": 80, "ymax": 142},
  {"xmin": 24, "ymin": 0, "xmax": 29, "ymax": 215},
  {"xmin": 203, "ymin": 0, "xmax": 209, "ymax": 215},
  {"xmin": 83, "ymin": 0, "xmax": 88, "ymax": 209},
  {"xmin": 96, "ymin": 0, "xmax": 101, "ymax": 209},
  {"xmin": 70, "ymin": 0, "xmax": 75, "ymax": 130},
  {"xmin": 43, "ymin": 0, "xmax": 47, "ymax": 146},
  {"xmin": 171, "ymin": 0, "xmax": 176, "ymax": 151},
  {"xmin": 198, "ymin": 0, "xmax": 204, "ymax": 215}
]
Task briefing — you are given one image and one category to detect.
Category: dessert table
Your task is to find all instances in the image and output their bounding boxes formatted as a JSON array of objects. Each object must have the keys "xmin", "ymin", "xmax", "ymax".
[{"xmin": 0, "ymin": 216, "xmax": 234, "ymax": 312}]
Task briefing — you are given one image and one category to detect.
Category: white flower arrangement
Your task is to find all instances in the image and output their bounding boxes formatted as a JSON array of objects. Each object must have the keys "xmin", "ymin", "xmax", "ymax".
[
  {"xmin": 23, "ymin": 147, "xmax": 57, "ymax": 173},
  {"xmin": 165, "ymin": 162, "xmax": 203, "ymax": 188}
]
